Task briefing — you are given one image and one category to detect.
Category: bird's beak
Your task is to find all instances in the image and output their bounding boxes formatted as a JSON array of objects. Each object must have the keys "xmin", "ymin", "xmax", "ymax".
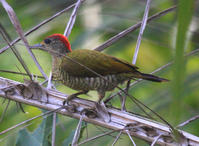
[
  {"xmin": 32, "ymin": 43, "xmax": 43, "ymax": 48},
  {"xmin": 30, "ymin": 43, "xmax": 46, "ymax": 51}
]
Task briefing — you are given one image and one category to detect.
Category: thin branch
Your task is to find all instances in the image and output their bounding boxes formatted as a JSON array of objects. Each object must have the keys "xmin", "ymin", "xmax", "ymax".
[
  {"xmin": 78, "ymin": 130, "xmax": 119, "ymax": 145},
  {"xmin": 52, "ymin": 113, "xmax": 56, "ymax": 146},
  {"xmin": 95, "ymin": 125, "xmax": 117, "ymax": 138},
  {"xmin": 126, "ymin": 1, "xmax": 153, "ymax": 102},
  {"xmin": 0, "ymin": 70, "xmax": 44, "ymax": 79},
  {"xmin": 47, "ymin": 72, "xmax": 53, "ymax": 89},
  {"xmin": 16, "ymin": 102, "xmax": 26, "ymax": 113},
  {"xmin": 80, "ymin": 127, "xmax": 128, "ymax": 145},
  {"xmin": 121, "ymin": 80, "xmax": 130, "ymax": 111},
  {"xmin": 72, "ymin": 114, "xmax": 84, "ymax": 146},
  {"xmin": 0, "ymin": 24, "xmax": 32, "ymax": 80},
  {"xmin": 93, "ymin": 6, "xmax": 176, "ymax": 52},
  {"xmin": 112, "ymin": 131, "xmax": 122, "ymax": 146},
  {"xmin": 151, "ymin": 134, "xmax": 162, "ymax": 146},
  {"xmin": 132, "ymin": 0, "xmax": 152, "ymax": 64},
  {"xmin": 0, "ymin": 100, "xmax": 10, "ymax": 123},
  {"xmin": 47, "ymin": 72, "xmax": 56, "ymax": 146},
  {"xmin": 126, "ymin": 130, "xmax": 136, "ymax": 146},
  {"xmin": 64, "ymin": 0, "xmax": 83, "ymax": 37},
  {"xmin": 177, "ymin": 115, "xmax": 199, "ymax": 128},
  {"xmin": 0, "ymin": 2, "xmax": 76, "ymax": 54},
  {"xmin": 0, "ymin": 0, "xmax": 48, "ymax": 79}
]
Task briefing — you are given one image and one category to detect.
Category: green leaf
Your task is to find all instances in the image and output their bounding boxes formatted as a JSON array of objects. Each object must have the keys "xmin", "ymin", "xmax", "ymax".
[
  {"xmin": 16, "ymin": 113, "xmax": 55, "ymax": 146},
  {"xmin": 171, "ymin": 0, "xmax": 194, "ymax": 124},
  {"xmin": 16, "ymin": 129, "xmax": 41, "ymax": 146}
]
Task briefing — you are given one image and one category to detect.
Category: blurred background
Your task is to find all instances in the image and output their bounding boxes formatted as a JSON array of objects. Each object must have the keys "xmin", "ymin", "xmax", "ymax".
[{"xmin": 0, "ymin": 0, "xmax": 199, "ymax": 145}]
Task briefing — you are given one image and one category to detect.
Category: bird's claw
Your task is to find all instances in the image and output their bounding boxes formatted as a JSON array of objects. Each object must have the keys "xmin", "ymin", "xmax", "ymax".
[
  {"xmin": 63, "ymin": 94, "xmax": 78, "ymax": 105},
  {"xmin": 63, "ymin": 94, "xmax": 73, "ymax": 105},
  {"xmin": 95, "ymin": 102, "xmax": 111, "ymax": 123},
  {"xmin": 63, "ymin": 91, "xmax": 88, "ymax": 105},
  {"xmin": 64, "ymin": 102, "xmax": 78, "ymax": 113}
]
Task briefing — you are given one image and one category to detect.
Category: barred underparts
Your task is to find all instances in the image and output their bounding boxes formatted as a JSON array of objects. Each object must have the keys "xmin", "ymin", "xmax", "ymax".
[{"xmin": 61, "ymin": 71, "xmax": 127, "ymax": 92}]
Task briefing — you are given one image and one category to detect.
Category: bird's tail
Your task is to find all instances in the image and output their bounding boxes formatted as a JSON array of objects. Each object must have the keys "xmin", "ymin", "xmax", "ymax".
[{"xmin": 139, "ymin": 73, "xmax": 169, "ymax": 82}]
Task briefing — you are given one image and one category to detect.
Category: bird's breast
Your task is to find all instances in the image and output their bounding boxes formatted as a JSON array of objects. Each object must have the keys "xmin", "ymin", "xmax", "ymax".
[{"xmin": 60, "ymin": 71, "xmax": 128, "ymax": 92}]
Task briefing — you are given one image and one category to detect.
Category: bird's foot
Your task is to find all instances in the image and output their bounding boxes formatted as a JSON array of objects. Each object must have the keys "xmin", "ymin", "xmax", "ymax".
[
  {"xmin": 95, "ymin": 101, "xmax": 111, "ymax": 123},
  {"xmin": 63, "ymin": 94, "xmax": 76, "ymax": 105},
  {"xmin": 63, "ymin": 91, "xmax": 88, "ymax": 105},
  {"xmin": 81, "ymin": 108, "xmax": 98, "ymax": 119}
]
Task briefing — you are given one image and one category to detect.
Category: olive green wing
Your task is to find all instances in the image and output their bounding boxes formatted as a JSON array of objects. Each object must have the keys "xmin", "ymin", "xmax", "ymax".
[{"xmin": 61, "ymin": 49, "xmax": 139, "ymax": 77}]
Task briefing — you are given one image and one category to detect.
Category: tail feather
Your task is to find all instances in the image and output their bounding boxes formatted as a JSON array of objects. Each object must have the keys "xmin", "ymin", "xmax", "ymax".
[{"xmin": 139, "ymin": 73, "xmax": 169, "ymax": 82}]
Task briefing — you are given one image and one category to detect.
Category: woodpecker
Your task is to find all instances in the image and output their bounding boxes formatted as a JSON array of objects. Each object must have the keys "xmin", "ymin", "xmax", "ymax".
[{"xmin": 37, "ymin": 34, "xmax": 168, "ymax": 104}]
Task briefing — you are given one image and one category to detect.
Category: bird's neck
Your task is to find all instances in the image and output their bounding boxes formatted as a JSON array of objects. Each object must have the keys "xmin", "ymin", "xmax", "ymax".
[{"xmin": 52, "ymin": 55, "xmax": 63, "ymax": 79}]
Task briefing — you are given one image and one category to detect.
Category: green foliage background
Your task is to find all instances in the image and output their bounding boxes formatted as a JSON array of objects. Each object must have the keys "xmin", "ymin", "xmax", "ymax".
[{"xmin": 0, "ymin": 0, "xmax": 199, "ymax": 145}]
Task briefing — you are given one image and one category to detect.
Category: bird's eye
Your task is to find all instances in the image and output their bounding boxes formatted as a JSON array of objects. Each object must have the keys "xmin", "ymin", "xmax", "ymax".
[{"xmin": 44, "ymin": 38, "xmax": 51, "ymax": 44}]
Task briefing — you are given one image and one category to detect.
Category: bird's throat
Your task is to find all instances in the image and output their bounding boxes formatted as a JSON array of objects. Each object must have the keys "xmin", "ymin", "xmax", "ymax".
[{"xmin": 52, "ymin": 56, "xmax": 62, "ymax": 79}]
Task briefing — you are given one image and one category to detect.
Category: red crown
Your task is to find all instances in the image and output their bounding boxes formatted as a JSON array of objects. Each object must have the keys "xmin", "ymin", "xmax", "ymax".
[{"xmin": 47, "ymin": 34, "xmax": 72, "ymax": 52}]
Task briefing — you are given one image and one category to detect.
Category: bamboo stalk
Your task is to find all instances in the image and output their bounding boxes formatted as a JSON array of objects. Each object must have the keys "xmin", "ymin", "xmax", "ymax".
[{"xmin": 0, "ymin": 76, "xmax": 199, "ymax": 145}]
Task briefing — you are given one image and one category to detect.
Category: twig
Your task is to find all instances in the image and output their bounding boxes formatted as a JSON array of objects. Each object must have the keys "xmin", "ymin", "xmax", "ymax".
[
  {"xmin": 112, "ymin": 131, "xmax": 122, "ymax": 146},
  {"xmin": 126, "ymin": 130, "xmax": 136, "ymax": 146},
  {"xmin": 0, "ymin": 24, "xmax": 32, "ymax": 80},
  {"xmin": 0, "ymin": 100, "xmax": 10, "ymax": 123},
  {"xmin": 121, "ymin": 80, "xmax": 130, "ymax": 111},
  {"xmin": 47, "ymin": 72, "xmax": 53, "ymax": 89},
  {"xmin": 151, "ymin": 134, "xmax": 162, "ymax": 146},
  {"xmin": 95, "ymin": 125, "xmax": 117, "ymax": 138},
  {"xmin": 47, "ymin": 72, "xmax": 56, "ymax": 146},
  {"xmin": 125, "ymin": 1, "xmax": 153, "ymax": 98},
  {"xmin": 17, "ymin": 102, "xmax": 26, "ymax": 113},
  {"xmin": 93, "ymin": 6, "xmax": 176, "ymax": 52},
  {"xmin": 177, "ymin": 115, "xmax": 199, "ymax": 128},
  {"xmin": 52, "ymin": 113, "xmax": 56, "ymax": 146},
  {"xmin": 72, "ymin": 113, "xmax": 84, "ymax": 146},
  {"xmin": 0, "ymin": 70, "xmax": 44, "ymax": 79},
  {"xmin": 64, "ymin": 0, "xmax": 83, "ymax": 37},
  {"xmin": 132, "ymin": 0, "xmax": 152, "ymax": 64},
  {"xmin": 0, "ymin": 2, "xmax": 76, "ymax": 54},
  {"xmin": 0, "ymin": 0, "xmax": 48, "ymax": 79},
  {"xmin": 78, "ymin": 129, "xmax": 118, "ymax": 145},
  {"xmin": 129, "ymin": 93, "xmax": 173, "ymax": 129}
]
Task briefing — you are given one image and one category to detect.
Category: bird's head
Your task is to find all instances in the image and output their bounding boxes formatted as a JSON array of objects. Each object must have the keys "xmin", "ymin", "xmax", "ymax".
[{"xmin": 34, "ymin": 34, "xmax": 72, "ymax": 56}]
